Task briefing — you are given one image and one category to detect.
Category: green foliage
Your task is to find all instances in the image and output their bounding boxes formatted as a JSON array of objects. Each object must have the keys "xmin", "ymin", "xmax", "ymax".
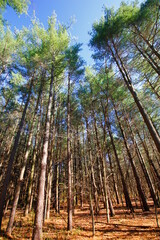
[
  {"xmin": 10, "ymin": 72, "xmax": 25, "ymax": 86},
  {"xmin": 0, "ymin": 0, "xmax": 30, "ymax": 14},
  {"xmin": 65, "ymin": 43, "xmax": 84, "ymax": 78},
  {"xmin": 0, "ymin": 25, "xmax": 16, "ymax": 74}
]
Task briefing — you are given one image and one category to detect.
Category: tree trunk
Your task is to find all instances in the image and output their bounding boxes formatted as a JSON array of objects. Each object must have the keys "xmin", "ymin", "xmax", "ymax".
[
  {"xmin": 113, "ymin": 103, "xmax": 149, "ymax": 211},
  {"xmin": 107, "ymin": 118, "xmax": 134, "ymax": 212},
  {"xmin": 67, "ymin": 73, "xmax": 72, "ymax": 231},
  {"xmin": 84, "ymin": 155, "xmax": 95, "ymax": 236},
  {"xmin": 137, "ymin": 130, "xmax": 160, "ymax": 184},
  {"xmin": 126, "ymin": 116, "xmax": 159, "ymax": 207},
  {"xmin": 144, "ymin": 74, "xmax": 160, "ymax": 99},
  {"xmin": 92, "ymin": 110, "xmax": 110, "ymax": 221},
  {"xmin": 25, "ymin": 146, "xmax": 37, "ymax": 216},
  {"xmin": 108, "ymin": 152, "xmax": 120, "ymax": 204},
  {"xmin": 0, "ymin": 76, "xmax": 34, "ymax": 230},
  {"xmin": 132, "ymin": 41, "xmax": 160, "ymax": 76},
  {"xmin": 85, "ymin": 117, "xmax": 100, "ymax": 214},
  {"xmin": 32, "ymin": 63, "xmax": 54, "ymax": 240},
  {"xmin": 55, "ymin": 164, "xmax": 59, "ymax": 213},
  {"xmin": 6, "ymin": 78, "xmax": 43, "ymax": 234},
  {"xmin": 108, "ymin": 40, "xmax": 160, "ymax": 153},
  {"xmin": 133, "ymin": 25, "xmax": 160, "ymax": 60}
]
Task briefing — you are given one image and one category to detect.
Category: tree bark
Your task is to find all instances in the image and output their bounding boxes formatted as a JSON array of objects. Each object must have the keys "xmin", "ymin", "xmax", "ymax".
[
  {"xmin": 126, "ymin": 116, "xmax": 159, "ymax": 207},
  {"xmin": 106, "ymin": 117, "xmax": 133, "ymax": 212},
  {"xmin": 6, "ymin": 76, "xmax": 43, "ymax": 234},
  {"xmin": 113, "ymin": 103, "xmax": 149, "ymax": 211},
  {"xmin": 67, "ymin": 73, "xmax": 72, "ymax": 231},
  {"xmin": 0, "ymin": 76, "xmax": 34, "ymax": 230},
  {"xmin": 108, "ymin": 40, "xmax": 160, "ymax": 153},
  {"xmin": 108, "ymin": 151, "xmax": 120, "ymax": 204},
  {"xmin": 92, "ymin": 110, "xmax": 110, "ymax": 221},
  {"xmin": 32, "ymin": 63, "xmax": 54, "ymax": 240},
  {"xmin": 85, "ymin": 117, "xmax": 100, "ymax": 214}
]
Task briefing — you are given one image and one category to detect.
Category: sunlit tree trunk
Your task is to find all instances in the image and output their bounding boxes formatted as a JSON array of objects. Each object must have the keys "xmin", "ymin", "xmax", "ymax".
[
  {"xmin": 108, "ymin": 40, "xmax": 160, "ymax": 153},
  {"xmin": 84, "ymin": 154, "xmax": 95, "ymax": 236},
  {"xmin": 85, "ymin": 117, "xmax": 100, "ymax": 214},
  {"xmin": 113, "ymin": 103, "xmax": 149, "ymax": 211},
  {"xmin": 92, "ymin": 110, "xmax": 110, "ymax": 221},
  {"xmin": 6, "ymin": 76, "xmax": 43, "ymax": 235},
  {"xmin": 32, "ymin": 63, "xmax": 54, "ymax": 240},
  {"xmin": 125, "ymin": 115, "xmax": 159, "ymax": 207},
  {"xmin": 106, "ymin": 116, "xmax": 133, "ymax": 212},
  {"xmin": 67, "ymin": 72, "xmax": 72, "ymax": 231},
  {"xmin": 108, "ymin": 151, "xmax": 120, "ymax": 204},
  {"xmin": 0, "ymin": 76, "xmax": 34, "ymax": 230}
]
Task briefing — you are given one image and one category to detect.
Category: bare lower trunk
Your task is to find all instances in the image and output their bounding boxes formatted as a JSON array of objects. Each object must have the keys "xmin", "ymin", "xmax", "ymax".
[
  {"xmin": 55, "ymin": 164, "xmax": 59, "ymax": 213},
  {"xmin": 107, "ymin": 121, "xmax": 133, "ymax": 212},
  {"xmin": 6, "ymin": 78, "xmax": 43, "ymax": 234},
  {"xmin": 85, "ymin": 117, "xmax": 99, "ymax": 214},
  {"xmin": 46, "ymin": 170, "xmax": 53, "ymax": 219},
  {"xmin": 126, "ymin": 117, "xmax": 159, "ymax": 207},
  {"xmin": 93, "ymin": 111, "xmax": 110, "ymax": 221},
  {"xmin": 0, "ymin": 77, "xmax": 34, "ymax": 230},
  {"xmin": 32, "ymin": 64, "xmax": 54, "ymax": 240},
  {"xmin": 25, "ymin": 148, "xmax": 37, "ymax": 216},
  {"xmin": 113, "ymin": 104, "xmax": 149, "ymax": 211},
  {"xmin": 108, "ymin": 152, "xmax": 120, "ymax": 204},
  {"xmin": 84, "ymin": 156, "xmax": 95, "ymax": 236},
  {"xmin": 67, "ymin": 73, "xmax": 72, "ymax": 231}
]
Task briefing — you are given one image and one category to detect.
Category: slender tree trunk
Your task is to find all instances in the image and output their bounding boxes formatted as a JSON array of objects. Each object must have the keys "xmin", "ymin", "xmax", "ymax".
[
  {"xmin": 73, "ymin": 134, "xmax": 77, "ymax": 216},
  {"xmin": 113, "ymin": 103, "xmax": 149, "ymax": 211},
  {"xmin": 137, "ymin": 130, "xmax": 160, "ymax": 184},
  {"xmin": 77, "ymin": 127, "xmax": 84, "ymax": 209},
  {"xmin": 55, "ymin": 164, "xmax": 59, "ymax": 213},
  {"xmin": 101, "ymin": 98, "xmax": 133, "ymax": 211},
  {"xmin": 84, "ymin": 155, "xmax": 95, "ymax": 236},
  {"xmin": 126, "ymin": 116, "xmax": 159, "ymax": 207},
  {"xmin": 108, "ymin": 189, "xmax": 115, "ymax": 217},
  {"xmin": 44, "ymin": 145, "xmax": 53, "ymax": 221},
  {"xmin": 132, "ymin": 41, "xmax": 160, "ymax": 76},
  {"xmin": 107, "ymin": 118, "xmax": 133, "ymax": 212},
  {"xmin": 3, "ymin": 199, "xmax": 10, "ymax": 216},
  {"xmin": 85, "ymin": 117, "xmax": 99, "ymax": 214},
  {"xmin": 26, "ymin": 99, "xmax": 44, "ymax": 216},
  {"xmin": 92, "ymin": 110, "xmax": 110, "ymax": 221},
  {"xmin": 133, "ymin": 25, "xmax": 160, "ymax": 60},
  {"xmin": 67, "ymin": 73, "xmax": 72, "ymax": 231},
  {"xmin": 46, "ymin": 163, "xmax": 53, "ymax": 220},
  {"xmin": 46, "ymin": 87, "xmax": 56, "ymax": 220},
  {"xmin": 144, "ymin": 74, "xmax": 160, "ymax": 99},
  {"xmin": 108, "ymin": 41, "xmax": 160, "ymax": 152},
  {"xmin": 89, "ymin": 190, "xmax": 95, "ymax": 237},
  {"xmin": 96, "ymin": 154, "xmax": 105, "ymax": 206},
  {"xmin": 32, "ymin": 63, "xmax": 54, "ymax": 240},
  {"xmin": 25, "ymin": 146, "xmax": 37, "ymax": 216},
  {"xmin": 54, "ymin": 108, "xmax": 61, "ymax": 213},
  {"xmin": 0, "ymin": 76, "xmax": 34, "ymax": 230},
  {"xmin": 6, "ymin": 78, "xmax": 43, "ymax": 234},
  {"xmin": 108, "ymin": 152, "xmax": 120, "ymax": 204},
  {"xmin": 6, "ymin": 130, "xmax": 34, "ymax": 234}
]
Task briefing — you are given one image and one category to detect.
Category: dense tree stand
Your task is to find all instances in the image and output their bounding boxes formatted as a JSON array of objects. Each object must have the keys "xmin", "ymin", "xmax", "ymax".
[{"xmin": 0, "ymin": 0, "xmax": 160, "ymax": 239}]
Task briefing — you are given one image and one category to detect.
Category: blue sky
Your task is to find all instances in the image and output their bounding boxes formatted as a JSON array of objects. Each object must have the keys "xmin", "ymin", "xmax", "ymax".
[{"xmin": 4, "ymin": 0, "xmax": 145, "ymax": 65}]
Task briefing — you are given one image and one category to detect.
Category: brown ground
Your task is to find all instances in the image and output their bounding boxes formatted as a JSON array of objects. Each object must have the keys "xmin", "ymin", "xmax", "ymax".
[{"xmin": 0, "ymin": 201, "xmax": 160, "ymax": 240}]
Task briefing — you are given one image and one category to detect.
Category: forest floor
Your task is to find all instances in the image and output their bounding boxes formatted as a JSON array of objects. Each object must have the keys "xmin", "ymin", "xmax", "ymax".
[{"xmin": 0, "ymin": 200, "xmax": 160, "ymax": 240}]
